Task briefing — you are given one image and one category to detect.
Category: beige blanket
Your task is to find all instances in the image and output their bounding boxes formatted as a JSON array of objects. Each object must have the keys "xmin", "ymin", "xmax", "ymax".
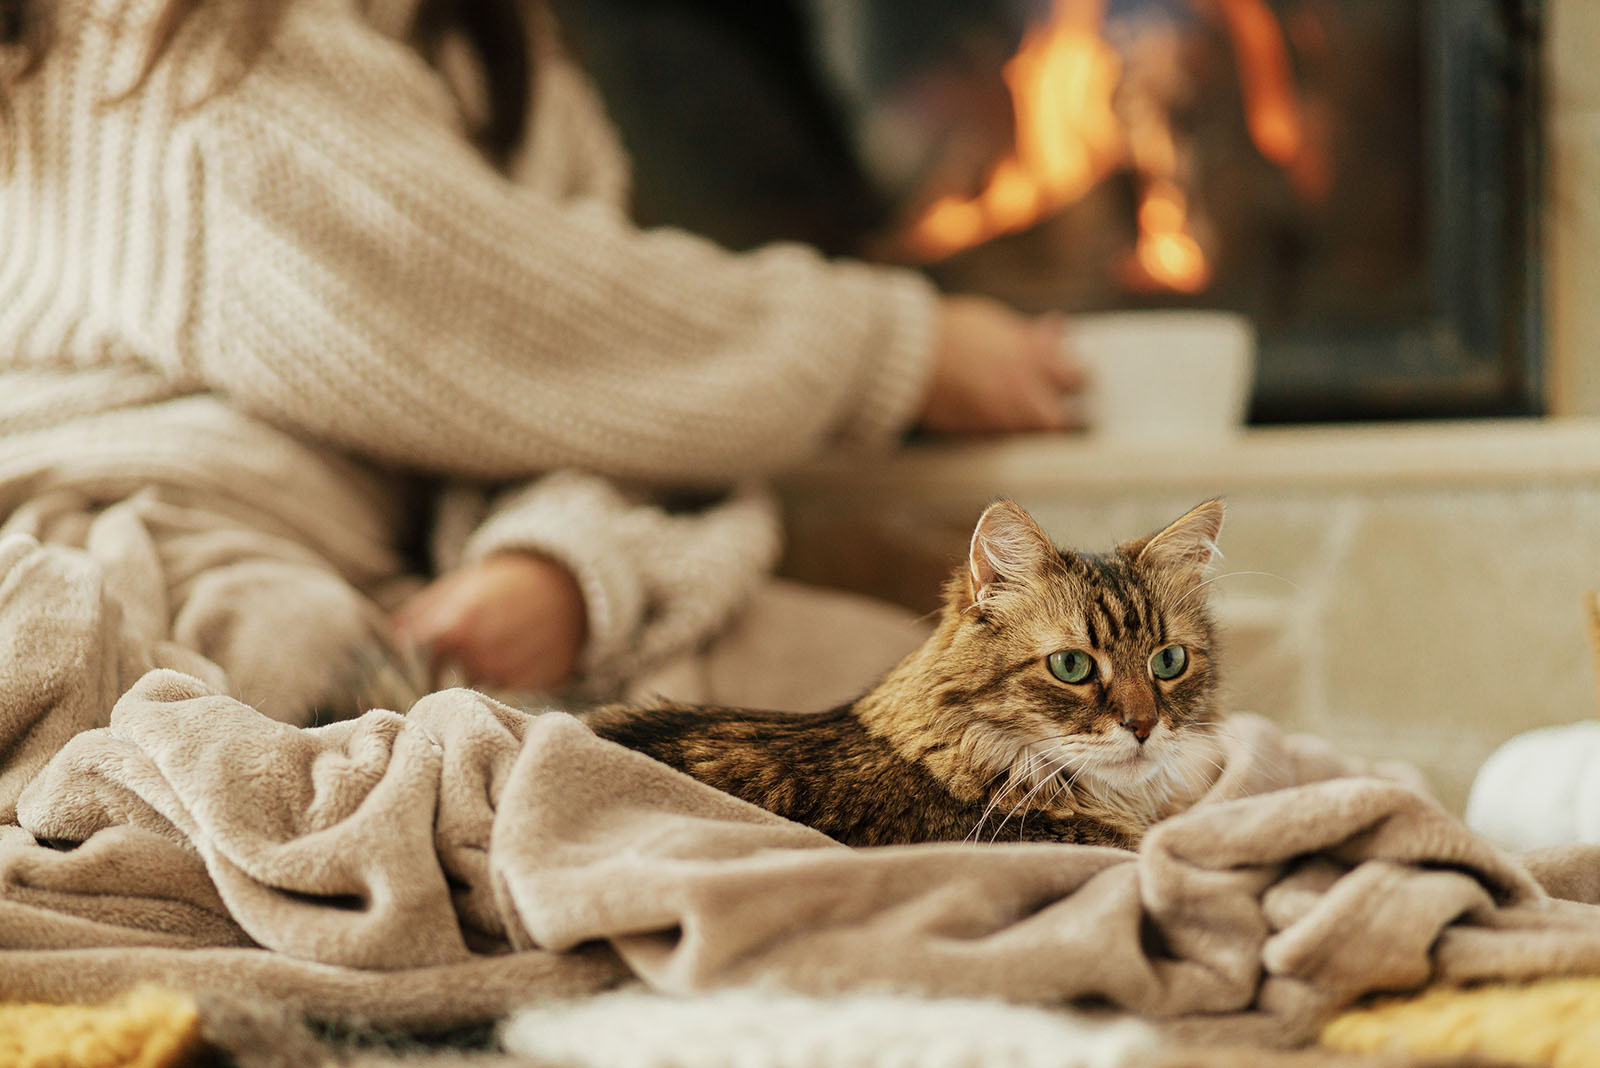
[
  {"xmin": 5, "ymin": 447, "xmax": 1600, "ymax": 1053},
  {"xmin": 5, "ymin": 665, "xmax": 1600, "ymax": 1046}
]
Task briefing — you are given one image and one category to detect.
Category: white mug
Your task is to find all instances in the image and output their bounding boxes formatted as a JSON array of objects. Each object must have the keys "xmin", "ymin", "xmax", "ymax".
[{"xmin": 1066, "ymin": 310, "xmax": 1256, "ymax": 442}]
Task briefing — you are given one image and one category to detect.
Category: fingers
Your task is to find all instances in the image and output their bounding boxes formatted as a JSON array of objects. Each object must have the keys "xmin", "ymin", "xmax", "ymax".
[
  {"xmin": 390, "ymin": 555, "xmax": 587, "ymax": 693},
  {"xmin": 1018, "ymin": 383, "xmax": 1071, "ymax": 433},
  {"xmin": 391, "ymin": 586, "xmax": 452, "ymax": 656},
  {"xmin": 396, "ymin": 599, "xmax": 547, "ymax": 692},
  {"xmin": 440, "ymin": 627, "xmax": 556, "ymax": 692},
  {"xmin": 1046, "ymin": 358, "xmax": 1087, "ymax": 395},
  {"xmin": 1014, "ymin": 320, "xmax": 1083, "ymax": 432},
  {"xmin": 391, "ymin": 583, "xmax": 468, "ymax": 688},
  {"xmin": 1046, "ymin": 347, "xmax": 1087, "ymax": 396},
  {"xmin": 918, "ymin": 296, "xmax": 1092, "ymax": 435},
  {"xmin": 1030, "ymin": 313, "xmax": 1087, "ymax": 393}
]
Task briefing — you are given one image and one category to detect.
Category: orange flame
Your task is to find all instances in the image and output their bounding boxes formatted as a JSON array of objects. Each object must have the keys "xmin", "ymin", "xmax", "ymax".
[
  {"xmin": 1133, "ymin": 181, "xmax": 1210, "ymax": 293},
  {"xmin": 905, "ymin": 0, "xmax": 1312, "ymax": 296},
  {"xmin": 1214, "ymin": 0, "xmax": 1301, "ymax": 166},
  {"xmin": 905, "ymin": 0, "xmax": 1123, "ymax": 263}
]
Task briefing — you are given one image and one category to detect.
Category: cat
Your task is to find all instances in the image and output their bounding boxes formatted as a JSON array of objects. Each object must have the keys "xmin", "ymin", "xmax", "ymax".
[{"xmin": 584, "ymin": 499, "xmax": 1227, "ymax": 850}]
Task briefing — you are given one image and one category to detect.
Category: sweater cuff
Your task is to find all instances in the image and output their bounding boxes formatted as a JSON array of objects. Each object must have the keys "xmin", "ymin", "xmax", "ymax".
[
  {"xmin": 458, "ymin": 479, "xmax": 645, "ymax": 678},
  {"xmin": 829, "ymin": 264, "xmax": 942, "ymax": 450}
]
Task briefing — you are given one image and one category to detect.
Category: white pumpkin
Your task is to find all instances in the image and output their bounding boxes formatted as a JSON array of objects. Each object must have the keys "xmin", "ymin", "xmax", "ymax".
[{"xmin": 1466, "ymin": 721, "xmax": 1600, "ymax": 850}]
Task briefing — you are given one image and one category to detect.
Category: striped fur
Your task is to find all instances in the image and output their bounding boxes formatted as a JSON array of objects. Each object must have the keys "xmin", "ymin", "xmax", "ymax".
[{"xmin": 586, "ymin": 500, "xmax": 1226, "ymax": 849}]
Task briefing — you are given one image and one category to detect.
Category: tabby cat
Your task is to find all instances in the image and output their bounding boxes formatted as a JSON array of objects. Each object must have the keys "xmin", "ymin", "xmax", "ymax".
[{"xmin": 585, "ymin": 499, "xmax": 1226, "ymax": 850}]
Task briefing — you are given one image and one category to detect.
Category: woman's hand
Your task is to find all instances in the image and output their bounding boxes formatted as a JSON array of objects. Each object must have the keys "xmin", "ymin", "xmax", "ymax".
[
  {"xmin": 917, "ymin": 295, "xmax": 1086, "ymax": 434},
  {"xmin": 392, "ymin": 552, "xmax": 587, "ymax": 692}
]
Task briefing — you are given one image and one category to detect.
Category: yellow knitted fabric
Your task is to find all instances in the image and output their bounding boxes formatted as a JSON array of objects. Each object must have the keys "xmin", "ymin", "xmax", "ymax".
[
  {"xmin": 0, "ymin": 988, "xmax": 201, "ymax": 1068},
  {"xmin": 1321, "ymin": 978, "xmax": 1600, "ymax": 1068}
]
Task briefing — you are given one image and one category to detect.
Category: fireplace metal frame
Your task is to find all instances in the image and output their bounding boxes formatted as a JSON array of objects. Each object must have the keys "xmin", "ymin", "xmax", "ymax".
[{"xmin": 1250, "ymin": 0, "xmax": 1543, "ymax": 422}]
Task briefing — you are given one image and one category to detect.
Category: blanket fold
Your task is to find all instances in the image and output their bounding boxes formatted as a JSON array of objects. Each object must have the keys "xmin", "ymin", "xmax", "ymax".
[{"xmin": 19, "ymin": 671, "xmax": 473, "ymax": 969}]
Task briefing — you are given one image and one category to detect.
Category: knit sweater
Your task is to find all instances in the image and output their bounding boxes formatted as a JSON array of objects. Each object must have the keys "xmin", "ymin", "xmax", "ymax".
[{"xmin": 0, "ymin": 0, "xmax": 941, "ymax": 693}]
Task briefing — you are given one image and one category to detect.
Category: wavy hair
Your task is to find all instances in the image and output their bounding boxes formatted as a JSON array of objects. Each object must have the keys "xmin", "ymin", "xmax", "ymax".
[
  {"xmin": 0, "ymin": 0, "xmax": 50, "ymax": 78},
  {"xmin": 0, "ymin": 0, "xmax": 530, "ymax": 160}
]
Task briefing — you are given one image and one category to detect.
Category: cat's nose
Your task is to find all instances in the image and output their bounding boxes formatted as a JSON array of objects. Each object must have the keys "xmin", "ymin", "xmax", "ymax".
[
  {"xmin": 1111, "ymin": 679, "xmax": 1158, "ymax": 743},
  {"xmin": 1121, "ymin": 714, "xmax": 1156, "ymax": 743}
]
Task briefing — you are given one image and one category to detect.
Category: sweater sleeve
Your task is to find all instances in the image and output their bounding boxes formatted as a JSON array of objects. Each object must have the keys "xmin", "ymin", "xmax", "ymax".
[
  {"xmin": 192, "ymin": 2, "xmax": 939, "ymax": 487},
  {"xmin": 434, "ymin": 471, "xmax": 782, "ymax": 697}
]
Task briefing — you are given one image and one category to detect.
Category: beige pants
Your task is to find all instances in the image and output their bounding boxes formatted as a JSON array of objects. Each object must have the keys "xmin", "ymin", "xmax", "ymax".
[{"xmin": 0, "ymin": 479, "xmax": 926, "ymax": 820}]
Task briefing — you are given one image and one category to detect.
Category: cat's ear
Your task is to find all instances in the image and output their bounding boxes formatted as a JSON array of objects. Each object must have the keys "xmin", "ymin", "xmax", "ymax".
[
  {"xmin": 969, "ymin": 501, "xmax": 1057, "ymax": 604},
  {"xmin": 1124, "ymin": 499, "xmax": 1225, "ymax": 583}
]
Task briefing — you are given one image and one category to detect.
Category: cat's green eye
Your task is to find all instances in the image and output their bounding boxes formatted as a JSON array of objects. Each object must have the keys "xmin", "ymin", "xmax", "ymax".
[
  {"xmin": 1047, "ymin": 649, "xmax": 1095, "ymax": 684},
  {"xmin": 1150, "ymin": 644, "xmax": 1188, "ymax": 681}
]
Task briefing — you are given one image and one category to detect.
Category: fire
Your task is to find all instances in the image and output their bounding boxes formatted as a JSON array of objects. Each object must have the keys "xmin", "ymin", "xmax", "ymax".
[
  {"xmin": 1213, "ymin": 0, "xmax": 1301, "ymax": 166},
  {"xmin": 904, "ymin": 0, "xmax": 1311, "ymax": 297},
  {"xmin": 906, "ymin": 0, "xmax": 1122, "ymax": 264},
  {"xmin": 1134, "ymin": 181, "xmax": 1209, "ymax": 293}
]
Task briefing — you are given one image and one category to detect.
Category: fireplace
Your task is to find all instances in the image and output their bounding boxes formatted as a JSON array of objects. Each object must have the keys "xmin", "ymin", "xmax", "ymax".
[{"xmin": 556, "ymin": 0, "xmax": 1543, "ymax": 422}]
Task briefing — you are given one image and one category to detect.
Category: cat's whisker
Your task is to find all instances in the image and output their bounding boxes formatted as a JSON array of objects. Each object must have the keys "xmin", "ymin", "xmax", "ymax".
[
  {"xmin": 1178, "ymin": 720, "xmax": 1225, "ymax": 733},
  {"xmin": 967, "ymin": 757, "xmax": 1037, "ymax": 842},
  {"xmin": 1173, "ymin": 569, "xmax": 1301, "ymax": 612},
  {"xmin": 1183, "ymin": 730, "xmax": 1228, "ymax": 748},
  {"xmin": 1020, "ymin": 752, "xmax": 1074, "ymax": 808},
  {"xmin": 1182, "ymin": 734, "xmax": 1227, "ymax": 751},
  {"xmin": 971, "ymin": 747, "xmax": 1065, "ymax": 843},
  {"xmin": 1183, "ymin": 741, "xmax": 1228, "ymax": 776},
  {"xmin": 992, "ymin": 751, "xmax": 1068, "ymax": 831},
  {"xmin": 993, "ymin": 754, "xmax": 1075, "ymax": 843},
  {"xmin": 1175, "ymin": 729, "xmax": 1229, "ymax": 767},
  {"xmin": 962, "ymin": 731, "xmax": 1047, "ymax": 840},
  {"xmin": 1046, "ymin": 771, "xmax": 1073, "ymax": 809},
  {"xmin": 969, "ymin": 781, "xmax": 1021, "ymax": 842},
  {"xmin": 1173, "ymin": 731, "xmax": 1224, "ymax": 757},
  {"xmin": 978, "ymin": 764, "xmax": 1014, "ymax": 789},
  {"xmin": 1033, "ymin": 751, "xmax": 1075, "ymax": 796},
  {"xmin": 969, "ymin": 777, "xmax": 1016, "ymax": 841},
  {"xmin": 1188, "ymin": 763, "xmax": 1219, "ymax": 796},
  {"xmin": 1057, "ymin": 763, "xmax": 1092, "ymax": 812},
  {"xmin": 1168, "ymin": 759, "xmax": 1209, "ymax": 800}
]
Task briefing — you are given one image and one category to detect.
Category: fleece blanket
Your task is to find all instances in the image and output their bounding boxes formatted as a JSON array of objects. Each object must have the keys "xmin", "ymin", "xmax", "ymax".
[
  {"xmin": 14, "ymin": 676, "xmax": 1600, "ymax": 1051},
  {"xmin": 7, "ymin": 644, "xmax": 1600, "ymax": 1047},
  {"xmin": 6, "ymin": 431, "xmax": 1600, "ymax": 1055}
]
